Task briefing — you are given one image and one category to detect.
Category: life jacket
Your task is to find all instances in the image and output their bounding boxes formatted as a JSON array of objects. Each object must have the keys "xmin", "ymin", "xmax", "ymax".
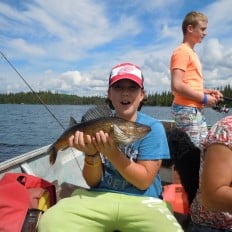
[
  {"xmin": 162, "ymin": 184, "xmax": 189, "ymax": 215},
  {"xmin": 0, "ymin": 173, "xmax": 56, "ymax": 232}
]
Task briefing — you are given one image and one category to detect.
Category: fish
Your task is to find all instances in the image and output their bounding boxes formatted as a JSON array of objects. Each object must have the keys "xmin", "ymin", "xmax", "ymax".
[{"xmin": 48, "ymin": 105, "xmax": 151, "ymax": 165}]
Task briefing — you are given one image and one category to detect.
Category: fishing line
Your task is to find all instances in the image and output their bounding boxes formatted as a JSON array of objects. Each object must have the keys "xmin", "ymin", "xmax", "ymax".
[
  {"xmin": 0, "ymin": 51, "xmax": 65, "ymax": 130},
  {"xmin": 1, "ymin": 51, "xmax": 83, "ymax": 171}
]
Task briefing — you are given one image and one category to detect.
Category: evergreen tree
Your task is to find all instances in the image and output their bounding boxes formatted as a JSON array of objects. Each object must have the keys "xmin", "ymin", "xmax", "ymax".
[{"xmin": 0, "ymin": 86, "xmax": 231, "ymax": 107}]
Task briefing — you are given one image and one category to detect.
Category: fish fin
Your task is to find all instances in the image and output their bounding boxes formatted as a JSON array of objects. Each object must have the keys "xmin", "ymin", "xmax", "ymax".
[
  {"xmin": 112, "ymin": 124, "xmax": 128, "ymax": 144},
  {"xmin": 48, "ymin": 144, "xmax": 69, "ymax": 165},
  {"xmin": 69, "ymin": 116, "xmax": 78, "ymax": 127},
  {"xmin": 81, "ymin": 104, "xmax": 113, "ymax": 122},
  {"xmin": 47, "ymin": 145, "xmax": 57, "ymax": 165}
]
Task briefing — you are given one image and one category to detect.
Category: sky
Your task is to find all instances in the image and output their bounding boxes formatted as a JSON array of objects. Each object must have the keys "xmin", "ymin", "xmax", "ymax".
[{"xmin": 0, "ymin": 0, "xmax": 232, "ymax": 97}]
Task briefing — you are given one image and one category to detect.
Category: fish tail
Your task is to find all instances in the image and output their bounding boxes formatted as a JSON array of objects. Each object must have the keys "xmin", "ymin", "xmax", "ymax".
[{"xmin": 48, "ymin": 145, "xmax": 57, "ymax": 165}]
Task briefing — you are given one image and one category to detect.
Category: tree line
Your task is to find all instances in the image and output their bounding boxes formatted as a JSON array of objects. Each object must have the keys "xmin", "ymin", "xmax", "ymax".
[{"xmin": 0, "ymin": 84, "xmax": 231, "ymax": 107}]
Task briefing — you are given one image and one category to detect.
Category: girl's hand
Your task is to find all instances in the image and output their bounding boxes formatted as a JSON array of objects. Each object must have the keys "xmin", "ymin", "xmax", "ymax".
[
  {"xmin": 68, "ymin": 131, "xmax": 98, "ymax": 156},
  {"xmin": 93, "ymin": 130, "xmax": 119, "ymax": 159}
]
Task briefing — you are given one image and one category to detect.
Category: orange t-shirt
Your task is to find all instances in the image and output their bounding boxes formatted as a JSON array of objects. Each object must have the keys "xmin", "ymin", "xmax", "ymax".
[{"xmin": 170, "ymin": 43, "xmax": 204, "ymax": 108}]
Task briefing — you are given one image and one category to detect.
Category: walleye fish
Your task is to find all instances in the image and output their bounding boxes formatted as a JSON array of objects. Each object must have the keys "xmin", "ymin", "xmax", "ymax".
[{"xmin": 48, "ymin": 105, "xmax": 151, "ymax": 165}]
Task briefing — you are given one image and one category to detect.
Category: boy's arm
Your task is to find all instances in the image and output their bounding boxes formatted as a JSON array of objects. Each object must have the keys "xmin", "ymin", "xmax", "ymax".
[
  {"xmin": 171, "ymin": 68, "xmax": 218, "ymax": 105},
  {"xmin": 171, "ymin": 68, "xmax": 204, "ymax": 102}
]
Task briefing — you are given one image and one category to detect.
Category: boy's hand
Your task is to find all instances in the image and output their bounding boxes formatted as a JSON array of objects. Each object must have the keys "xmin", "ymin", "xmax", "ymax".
[
  {"xmin": 205, "ymin": 94, "xmax": 219, "ymax": 106},
  {"xmin": 205, "ymin": 89, "xmax": 223, "ymax": 101}
]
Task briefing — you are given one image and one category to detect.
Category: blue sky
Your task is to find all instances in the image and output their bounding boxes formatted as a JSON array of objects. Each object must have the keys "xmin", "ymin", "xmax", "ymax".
[{"xmin": 0, "ymin": 0, "xmax": 231, "ymax": 96}]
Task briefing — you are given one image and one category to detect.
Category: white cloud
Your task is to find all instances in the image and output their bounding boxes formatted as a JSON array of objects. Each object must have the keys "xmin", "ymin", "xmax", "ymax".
[
  {"xmin": 0, "ymin": 0, "xmax": 231, "ymax": 96},
  {"xmin": 202, "ymin": 38, "xmax": 223, "ymax": 66},
  {"xmin": 9, "ymin": 39, "xmax": 45, "ymax": 56},
  {"xmin": 37, "ymin": 69, "xmax": 107, "ymax": 96},
  {"xmin": 0, "ymin": 0, "xmax": 142, "ymax": 62},
  {"xmin": 204, "ymin": 0, "xmax": 232, "ymax": 38},
  {"xmin": 199, "ymin": 38, "xmax": 232, "ymax": 88}
]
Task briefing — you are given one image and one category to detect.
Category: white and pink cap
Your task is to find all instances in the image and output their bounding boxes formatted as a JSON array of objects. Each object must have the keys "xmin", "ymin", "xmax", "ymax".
[{"xmin": 109, "ymin": 63, "xmax": 144, "ymax": 88}]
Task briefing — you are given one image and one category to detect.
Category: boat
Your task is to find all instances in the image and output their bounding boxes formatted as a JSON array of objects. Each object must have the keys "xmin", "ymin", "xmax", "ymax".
[
  {"xmin": 0, "ymin": 146, "xmax": 89, "ymax": 198},
  {"xmin": 0, "ymin": 120, "xmax": 175, "ymax": 199},
  {"xmin": 0, "ymin": 119, "xmax": 191, "ymax": 230}
]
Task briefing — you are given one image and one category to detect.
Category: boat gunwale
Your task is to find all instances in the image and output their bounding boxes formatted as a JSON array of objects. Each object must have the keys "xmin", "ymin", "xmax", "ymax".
[{"xmin": 0, "ymin": 144, "xmax": 50, "ymax": 172}]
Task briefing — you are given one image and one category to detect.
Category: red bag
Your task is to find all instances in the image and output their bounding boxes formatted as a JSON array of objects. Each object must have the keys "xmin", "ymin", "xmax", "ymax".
[{"xmin": 0, "ymin": 173, "xmax": 56, "ymax": 232}]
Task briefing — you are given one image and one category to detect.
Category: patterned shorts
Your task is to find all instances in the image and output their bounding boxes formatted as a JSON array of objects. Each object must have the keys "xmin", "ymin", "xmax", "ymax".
[{"xmin": 171, "ymin": 104, "xmax": 208, "ymax": 147}]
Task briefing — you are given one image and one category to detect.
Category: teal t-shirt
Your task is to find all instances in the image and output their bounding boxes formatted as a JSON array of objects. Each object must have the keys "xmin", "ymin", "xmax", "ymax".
[{"xmin": 91, "ymin": 112, "xmax": 170, "ymax": 198}]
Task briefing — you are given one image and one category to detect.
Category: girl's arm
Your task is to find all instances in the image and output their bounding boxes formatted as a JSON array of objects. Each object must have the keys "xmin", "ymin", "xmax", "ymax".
[
  {"xmin": 68, "ymin": 131, "xmax": 103, "ymax": 187},
  {"xmin": 82, "ymin": 153, "xmax": 103, "ymax": 187},
  {"xmin": 107, "ymin": 150, "xmax": 161, "ymax": 190},
  {"xmin": 201, "ymin": 143, "xmax": 232, "ymax": 213},
  {"xmin": 93, "ymin": 131, "xmax": 162, "ymax": 190}
]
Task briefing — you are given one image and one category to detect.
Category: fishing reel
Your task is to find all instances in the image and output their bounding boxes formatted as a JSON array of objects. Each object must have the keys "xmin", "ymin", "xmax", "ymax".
[
  {"xmin": 212, "ymin": 104, "xmax": 229, "ymax": 113},
  {"xmin": 211, "ymin": 96, "xmax": 231, "ymax": 114}
]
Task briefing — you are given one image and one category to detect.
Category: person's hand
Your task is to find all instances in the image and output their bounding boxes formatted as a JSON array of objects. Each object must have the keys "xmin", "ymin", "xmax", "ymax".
[
  {"xmin": 68, "ymin": 131, "xmax": 98, "ymax": 155},
  {"xmin": 205, "ymin": 89, "xmax": 223, "ymax": 101},
  {"xmin": 205, "ymin": 94, "xmax": 218, "ymax": 106},
  {"xmin": 211, "ymin": 90, "xmax": 223, "ymax": 101},
  {"xmin": 93, "ymin": 130, "xmax": 119, "ymax": 159}
]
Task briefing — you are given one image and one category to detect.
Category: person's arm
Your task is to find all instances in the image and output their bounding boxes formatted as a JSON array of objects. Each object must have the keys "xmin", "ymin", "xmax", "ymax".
[
  {"xmin": 171, "ymin": 69, "xmax": 218, "ymax": 105},
  {"xmin": 201, "ymin": 143, "xmax": 232, "ymax": 213},
  {"xmin": 83, "ymin": 153, "xmax": 103, "ymax": 187},
  {"xmin": 171, "ymin": 69, "xmax": 204, "ymax": 102},
  {"xmin": 93, "ymin": 131, "xmax": 162, "ymax": 190},
  {"xmin": 68, "ymin": 131, "xmax": 103, "ymax": 187},
  {"xmin": 109, "ymin": 154, "xmax": 161, "ymax": 190}
]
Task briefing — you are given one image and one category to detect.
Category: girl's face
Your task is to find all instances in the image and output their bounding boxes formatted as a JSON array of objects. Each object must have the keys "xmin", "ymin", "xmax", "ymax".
[{"xmin": 108, "ymin": 79, "xmax": 144, "ymax": 121}]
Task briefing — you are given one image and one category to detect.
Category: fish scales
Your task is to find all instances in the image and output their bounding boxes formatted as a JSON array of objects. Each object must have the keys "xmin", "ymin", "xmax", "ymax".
[{"xmin": 48, "ymin": 117, "xmax": 151, "ymax": 165}]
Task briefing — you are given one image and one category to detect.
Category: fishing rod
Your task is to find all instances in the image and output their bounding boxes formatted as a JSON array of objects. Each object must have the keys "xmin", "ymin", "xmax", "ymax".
[
  {"xmin": 212, "ymin": 96, "xmax": 232, "ymax": 113},
  {"xmin": 1, "ymin": 51, "xmax": 83, "ymax": 171},
  {"xmin": 223, "ymin": 96, "xmax": 232, "ymax": 102},
  {"xmin": 0, "ymin": 51, "xmax": 65, "ymax": 130}
]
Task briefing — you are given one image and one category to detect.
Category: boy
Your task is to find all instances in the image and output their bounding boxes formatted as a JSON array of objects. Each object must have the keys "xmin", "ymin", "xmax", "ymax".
[
  {"xmin": 38, "ymin": 63, "xmax": 183, "ymax": 231},
  {"xmin": 170, "ymin": 11, "xmax": 222, "ymax": 147}
]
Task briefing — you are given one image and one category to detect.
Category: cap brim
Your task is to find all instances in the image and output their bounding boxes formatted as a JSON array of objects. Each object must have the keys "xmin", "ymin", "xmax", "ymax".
[{"xmin": 109, "ymin": 74, "xmax": 143, "ymax": 88}]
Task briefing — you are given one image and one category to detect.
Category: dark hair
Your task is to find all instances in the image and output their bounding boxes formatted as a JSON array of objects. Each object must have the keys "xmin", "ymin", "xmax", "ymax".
[
  {"xmin": 182, "ymin": 11, "xmax": 208, "ymax": 35},
  {"xmin": 105, "ymin": 90, "xmax": 148, "ymax": 111}
]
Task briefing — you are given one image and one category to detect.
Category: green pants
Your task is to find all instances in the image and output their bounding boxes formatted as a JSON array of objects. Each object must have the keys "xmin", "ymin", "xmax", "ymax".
[{"xmin": 38, "ymin": 189, "xmax": 183, "ymax": 232}]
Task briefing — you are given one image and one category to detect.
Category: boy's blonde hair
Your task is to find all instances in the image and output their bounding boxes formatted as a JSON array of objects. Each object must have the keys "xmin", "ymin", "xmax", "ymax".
[{"xmin": 182, "ymin": 11, "xmax": 208, "ymax": 34}]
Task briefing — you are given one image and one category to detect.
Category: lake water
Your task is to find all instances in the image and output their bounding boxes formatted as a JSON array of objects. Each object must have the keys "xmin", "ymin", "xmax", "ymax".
[{"xmin": 0, "ymin": 104, "xmax": 231, "ymax": 162}]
